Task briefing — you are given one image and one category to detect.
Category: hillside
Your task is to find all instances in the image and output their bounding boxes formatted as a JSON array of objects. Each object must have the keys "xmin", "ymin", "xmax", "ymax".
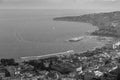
[{"xmin": 54, "ymin": 11, "xmax": 120, "ymax": 37}]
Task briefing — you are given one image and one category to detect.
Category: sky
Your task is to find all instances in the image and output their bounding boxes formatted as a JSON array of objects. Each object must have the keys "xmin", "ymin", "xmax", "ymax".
[{"xmin": 0, "ymin": 0, "xmax": 119, "ymax": 9}]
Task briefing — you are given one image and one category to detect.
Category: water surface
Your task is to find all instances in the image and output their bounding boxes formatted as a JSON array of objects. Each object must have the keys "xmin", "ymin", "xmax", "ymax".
[{"xmin": 0, "ymin": 9, "xmax": 104, "ymax": 58}]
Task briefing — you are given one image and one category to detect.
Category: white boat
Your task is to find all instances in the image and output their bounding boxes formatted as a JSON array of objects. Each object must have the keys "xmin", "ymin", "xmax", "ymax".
[{"xmin": 68, "ymin": 36, "xmax": 85, "ymax": 42}]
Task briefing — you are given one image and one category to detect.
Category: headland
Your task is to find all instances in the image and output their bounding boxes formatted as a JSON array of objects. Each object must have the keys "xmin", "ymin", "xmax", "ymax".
[{"xmin": 54, "ymin": 11, "xmax": 120, "ymax": 38}]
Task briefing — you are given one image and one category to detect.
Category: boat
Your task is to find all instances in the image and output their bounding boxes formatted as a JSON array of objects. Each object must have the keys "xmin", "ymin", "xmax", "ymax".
[{"xmin": 68, "ymin": 36, "xmax": 85, "ymax": 42}]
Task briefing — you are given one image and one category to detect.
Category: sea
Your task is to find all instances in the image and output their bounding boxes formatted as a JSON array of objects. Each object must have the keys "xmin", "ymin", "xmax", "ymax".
[{"xmin": 0, "ymin": 9, "xmax": 106, "ymax": 58}]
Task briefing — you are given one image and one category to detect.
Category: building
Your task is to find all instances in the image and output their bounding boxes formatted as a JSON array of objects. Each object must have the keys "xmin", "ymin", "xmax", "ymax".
[
  {"xmin": 84, "ymin": 72, "xmax": 95, "ymax": 80},
  {"xmin": 94, "ymin": 71, "xmax": 103, "ymax": 77},
  {"xmin": 113, "ymin": 41, "xmax": 120, "ymax": 49}
]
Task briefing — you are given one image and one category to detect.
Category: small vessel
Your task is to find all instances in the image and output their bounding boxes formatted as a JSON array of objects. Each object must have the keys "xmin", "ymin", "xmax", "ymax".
[{"xmin": 68, "ymin": 36, "xmax": 84, "ymax": 42}]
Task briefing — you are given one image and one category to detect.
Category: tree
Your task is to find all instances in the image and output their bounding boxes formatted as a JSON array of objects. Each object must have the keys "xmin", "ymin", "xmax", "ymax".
[{"xmin": 0, "ymin": 58, "xmax": 18, "ymax": 66}]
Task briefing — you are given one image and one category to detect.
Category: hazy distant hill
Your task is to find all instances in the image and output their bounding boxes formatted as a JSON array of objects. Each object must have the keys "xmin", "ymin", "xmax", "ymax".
[{"xmin": 54, "ymin": 11, "xmax": 120, "ymax": 37}]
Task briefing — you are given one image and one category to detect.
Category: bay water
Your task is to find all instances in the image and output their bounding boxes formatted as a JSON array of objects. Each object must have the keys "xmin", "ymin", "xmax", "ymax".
[{"xmin": 0, "ymin": 9, "xmax": 104, "ymax": 58}]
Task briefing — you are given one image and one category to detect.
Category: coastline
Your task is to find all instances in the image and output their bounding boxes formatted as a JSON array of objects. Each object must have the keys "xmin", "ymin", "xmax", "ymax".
[
  {"xmin": 54, "ymin": 11, "xmax": 120, "ymax": 38},
  {"xmin": 20, "ymin": 29, "xmax": 112, "ymax": 61},
  {"xmin": 18, "ymin": 11, "xmax": 120, "ymax": 61},
  {"xmin": 32, "ymin": 11, "xmax": 120, "ymax": 60},
  {"xmin": 20, "ymin": 50, "xmax": 74, "ymax": 61},
  {"xmin": 4, "ymin": 11, "xmax": 120, "ymax": 60},
  {"xmin": 20, "ymin": 38, "xmax": 107, "ymax": 61}
]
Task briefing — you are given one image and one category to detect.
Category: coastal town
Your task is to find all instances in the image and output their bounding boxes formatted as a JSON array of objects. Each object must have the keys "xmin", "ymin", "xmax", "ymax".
[
  {"xmin": 1, "ymin": 11, "xmax": 120, "ymax": 80},
  {"xmin": 0, "ymin": 40, "xmax": 120, "ymax": 80}
]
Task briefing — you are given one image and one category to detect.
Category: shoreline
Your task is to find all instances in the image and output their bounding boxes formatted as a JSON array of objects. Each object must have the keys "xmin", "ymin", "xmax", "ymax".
[
  {"xmin": 3, "ymin": 11, "xmax": 120, "ymax": 60},
  {"xmin": 54, "ymin": 11, "xmax": 120, "ymax": 38},
  {"xmin": 19, "ymin": 32, "xmax": 113, "ymax": 61},
  {"xmin": 20, "ymin": 50, "xmax": 75, "ymax": 61},
  {"xmin": 20, "ymin": 39, "xmax": 106, "ymax": 61}
]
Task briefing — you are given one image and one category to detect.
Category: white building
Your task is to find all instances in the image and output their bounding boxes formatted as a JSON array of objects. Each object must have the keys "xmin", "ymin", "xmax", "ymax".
[
  {"xmin": 113, "ymin": 41, "xmax": 120, "ymax": 49},
  {"xmin": 76, "ymin": 67, "xmax": 83, "ymax": 74},
  {"xmin": 94, "ymin": 71, "xmax": 103, "ymax": 77}
]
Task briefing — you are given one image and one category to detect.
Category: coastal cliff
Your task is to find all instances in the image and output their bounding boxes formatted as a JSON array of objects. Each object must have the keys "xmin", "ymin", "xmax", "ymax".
[{"xmin": 54, "ymin": 11, "xmax": 120, "ymax": 37}]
